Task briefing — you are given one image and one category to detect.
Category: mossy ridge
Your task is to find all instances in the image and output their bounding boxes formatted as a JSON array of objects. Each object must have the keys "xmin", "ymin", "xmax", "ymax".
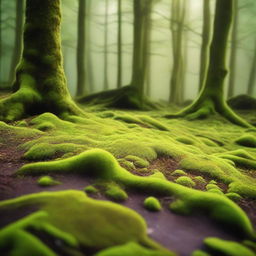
[
  {"xmin": 204, "ymin": 237, "xmax": 255, "ymax": 256},
  {"xmin": 37, "ymin": 176, "xmax": 61, "ymax": 186},
  {"xmin": 0, "ymin": 190, "xmax": 172, "ymax": 255},
  {"xmin": 17, "ymin": 149, "xmax": 255, "ymax": 238}
]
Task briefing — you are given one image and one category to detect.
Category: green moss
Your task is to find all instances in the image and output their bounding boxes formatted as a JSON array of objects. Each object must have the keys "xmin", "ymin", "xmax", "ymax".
[
  {"xmin": 207, "ymin": 188, "xmax": 224, "ymax": 195},
  {"xmin": 235, "ymin": 135, "xmax": 256, "ymax": 148},
  {"xmin": 36, "ymin": 121, "xmax": 56, "ymax": 131},
  {"xmin": 171, "ymin": 170, "xmax": 187, "ymax": 176},
  {"xmin": 225, "ymin": 192, "xmax": 242, "ymax": 201},
  {"xmin": 125, "ymin": 155, "xmax": 149, "ymax": 168},
  {"xmin": 16, "ymin": 120, "xmax": 28, "ymax": 127},
  {"xmin": 17, "ymin": 149, "xmax": 255, "ymax": 238},
  {"xmin": 0, "ymin": 190, "xmax": 169, "ymax": 254},
  {"xmin": 139, "ymin": 116, "xmax": 169, "ymax": 131},
  {"xmin": 144, "ymin": 197, "xmax": 162, "ymax": 212},
  {"xmin": 37, "ymin": 176, "xmax": 61, "ymax": 186},
  {"xmin": 191, "ymin": 250, "xmax": 211, "ymax": 256},
  {"xmin": 114, "ymin": 114, "xmax": 143, "ymax": 125},
  {"xmin": 194, "ymin": 176, "xmax": 206, "ymax": 184},
  {"xmin": 175, "ymin": 176, "xmax": 195, "ymax": 188},
  {"xmin": 105, "ymin": 184, "xmax": 128, "ymax": 202},
  {"xmin": 118, "ymin": 159, "xmax": 136, "ymax": 170},
  {"xmin": 209, "ymin": 180, "xmax": 217, "ymax": 184},
  {"xmin": 176, "ymin": 136, "xmax": 196, "ymax": 145},
  {"xmin": 84, "ymin": 185, "xmax": 98, "ymax": 194},
  {"xmin": 149, "ymin": 171, "xmax": 166, "ymax": 180},
  {"xmin": 204, "ymin": 237, "xmax": 255, "ymax": 256},
  {"xmin": 206, "ymin": 184, "xmax": 221, "ymax": 191},
  {"xmin": 23, "ymin": 143, "xmax": 86, "ymax": 160}
]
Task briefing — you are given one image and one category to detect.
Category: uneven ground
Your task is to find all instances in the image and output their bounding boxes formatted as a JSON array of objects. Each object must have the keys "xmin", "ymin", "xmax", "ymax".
[{"xmin": 0, "ymin": 103, "xmax": 256, "ymax": 256}]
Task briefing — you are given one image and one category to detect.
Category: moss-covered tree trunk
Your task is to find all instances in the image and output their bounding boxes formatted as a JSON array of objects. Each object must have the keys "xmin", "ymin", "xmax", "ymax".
[
  {"xmin": 103, "ymin": 0, "xmax": 109, "ymax": 90},
  {"xmin": 247, "ymin": 40, "xmax": 256, "ymax": 95},
  {"xmin": 76, "ymin": 0, "xmax": 86, "ymax": 97},
  {"xmin": 199, "ymin": 0, "xmax": 211, "ymax": 92},
  {"xmin": 0, "ymin": 0, "xmax": 82, "ymax": 121},
  {"xmin": 167, "ymin": 0, "xmax": 250, "ymax": 127},
  {"xmin": 9, "ymin": 0, "xmax": 25, "ymax": 86},
  {"xmin": 228, "ymin": 0, "xmax": 238, "ymax": 98}
]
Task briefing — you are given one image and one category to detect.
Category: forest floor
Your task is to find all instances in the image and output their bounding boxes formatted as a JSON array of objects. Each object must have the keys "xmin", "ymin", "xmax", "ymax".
[{"xmin": 0, "ymin": 103, "xmax": 256, "ymax": 256}]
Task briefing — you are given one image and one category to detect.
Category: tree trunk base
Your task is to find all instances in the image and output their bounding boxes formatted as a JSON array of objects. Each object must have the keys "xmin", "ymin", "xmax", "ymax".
[
  {"xmin": 77, "ymin": 85, "xmax": 161, "ymax": 110},
  {"xmin": 165, "ymin": 97, "xmax": 253, "ymax": 128}
]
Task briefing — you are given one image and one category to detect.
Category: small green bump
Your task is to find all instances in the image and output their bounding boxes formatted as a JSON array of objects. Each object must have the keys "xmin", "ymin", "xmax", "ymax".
[
  {"xmin": 175, "ymin": 176, "xmax": 195, "ymax": 188},
  {"xmin": 37, "ymin": 176, "xmax": 61, "ymax": 186},
  {"xmin": 191, "ymin": 250, "xmax": 211, "ymax": 256},
  {"xmin": 105, "ymin": 184, "xmax": 128, "ymax": 202},
  {"xmin": 84, "ymin": 185, "xmax": 98, "ymax": 194},
  {"xmin": 209, "ymin": 180, "xmax": 217, "ymax": 184},
  {"xmin": 144, "ymin": 197, "xmax": 162, "ymax": 212},
  {"xmin": 194, "ymin": 176, "xmax": 206, "ymax": 184},
  {"xmin": 207, "ymin": 188, "xmax": 224, "ymax": 195},
  {"xmin": 172, "ymin": 169, "xmax": 186, "ymax": 176},
  {"xmin": 235, "ymin": 135, "xmax": 256, "ymax": 148},
  {"xmin": 206, "ymin": 184, "xmax": 221, "ymax": 191},
  {"xmin": 125, "ymin": 155, "xmax": 149, "ymax": 168},
  {"xmin": 225, "ymin": 192, "xmax": 242, "ymax": 201}
]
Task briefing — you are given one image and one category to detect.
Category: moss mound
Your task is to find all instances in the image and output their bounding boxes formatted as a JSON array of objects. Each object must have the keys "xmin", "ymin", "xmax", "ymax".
[
  {"xmin": 0, "ymin": 190, "xmax": 171, "ymax": 255},
  {"xmin": 175, "ymin": 176, "xmax": 195, "ymax": 188},
  {"xmin": 37, "ymin": 176, "xmax": 61, "ymax": 186},
  {"xmin": 235, "ymin": 135, "xmax": 256, "ymax": 148},
  {"xmin": 144, "ymin": 197, "xmax": 162, "ymax": 212},
  {"xmin": 228, "ymin": 94, "xmax": 256, "ymax": 110}
]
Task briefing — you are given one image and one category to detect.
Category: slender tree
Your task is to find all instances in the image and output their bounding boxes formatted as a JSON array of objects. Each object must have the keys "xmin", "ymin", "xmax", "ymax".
[
  {"xmin": 9, "ymin": 0, "xmax": 25, "ymax": 85},
  {"xmin": 0, "ymin": 0, "xmax": 82, "ymax": 121},
  {"xmin": 167, "ymin": 0, "xmax": 250, "ymax": 127},
  {"xmin": 199, "ymin": 0, "xmax": 211, "ymax": 91},
  {"xmin": 169, "ymin": 0, "xmax": 186, "ymax": 105},
  {"xmin": 247, "ymin": 39, "xmax": 256, "ymax": 95},
  {"xmin": 76, "ymin": 0, "xmax": 86, "ymax": 96},
  {"xmin": 228, "ymin": 0, "xmax": 238, "ymax": 98},
  {"xmin": 0, "ymin": 0, "xmax": 2, "ymax": 85},
  {"xmin": 103, "ymin": 0, "xmax": 109, "ymax": 90},
  {"xmin": 117, "ymin": 0, "xmax": 122, "ymax": 89}
]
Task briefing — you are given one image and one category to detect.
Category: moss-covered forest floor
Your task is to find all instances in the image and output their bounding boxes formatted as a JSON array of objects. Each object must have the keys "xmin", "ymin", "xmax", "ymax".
[{"xmin": 1, "ymin": 101, "xmax": 256, "ymax": 256}]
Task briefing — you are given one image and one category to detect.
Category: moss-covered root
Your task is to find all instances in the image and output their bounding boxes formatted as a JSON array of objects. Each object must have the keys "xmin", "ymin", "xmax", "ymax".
[
  {"xmin": 0, "ymin": 190, "xmax": 172, "ymax": 255},
  {"xmin": 204, "ymin": 237, "xmax": 255, "ymax": 256},
  {"xmin": 17, "ymin": 149, "xmax": 255, "ymax": 239},
  {"xmin": 165, "ymin": 99, "xmax": 251, "ymax": 128}
]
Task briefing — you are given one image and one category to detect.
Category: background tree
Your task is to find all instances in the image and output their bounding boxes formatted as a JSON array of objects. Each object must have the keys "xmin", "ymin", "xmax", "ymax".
[
  {"xmin": 167, "ymin": 0, "xmax": 250, "ymax": 127},
  {"xmin": 117, "ymin": 0, "xmax": 122, "ymax": 89},
  {"xmin": 247, "ymin": 39, "xmax": 256, "ymax": 95},
  {"xmin": 0, "ymin": 0, "xmax": 82, "ymax": 121},
  {"xmin": 76, "ymin": 0, "xmax": 86, "ymax": 96},
  {"xmin": 103, "ymin": 0, "xmax": 109, "ymax": 90}
]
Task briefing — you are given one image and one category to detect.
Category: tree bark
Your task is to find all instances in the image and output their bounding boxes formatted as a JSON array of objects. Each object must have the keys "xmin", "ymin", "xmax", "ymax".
[
  {"xmin": 168, "ymin": 0, "xmax": 250, "ymax": 127},
  {"xmin": 76, "ymin": 0, "xmax": 86, "ymax": 96},
  {"xmin": 199, "ymin": 0, "xmax": 211, "ymax": 91},
  {"xmin": 0, "ymin": 0, "xmax": 82, "ymax": 121},
  {"xmin": 228, "ymin": 0, "xmax": 238, "ymax": 98},
  {"xmin": 247, "ymin": 40, "xmax": 256, "ymax": 95},
  {"xmin": 103, "ymin": 0, "xmax": 109, "ymax": 90},
  {"xmin": 117, "ymin": 0, "xmax": 122, "ymax": 89},
  {"xmin": 9, "ymin": 0, "xmax": 25, "ymax": 86}
]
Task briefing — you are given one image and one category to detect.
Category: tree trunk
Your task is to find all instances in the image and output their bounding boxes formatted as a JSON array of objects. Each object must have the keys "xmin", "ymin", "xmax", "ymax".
[
  {"xmin": 199, "ymin": 0, "xmax": 211, "ymax": 91},
  {"xmin": 103, "ymin": 0, "xmax": 109, "ymax": 90},
  {"xmin": 0, "ymin": 0, "xmax": 82, "ymax": 121},
  {"xmin": 86, "ymin": 0, "xmax": 94, "ymax": 93},
  {"xmin": 76, "ymin": 0, "xmax": 86, "ymax": 96},
  {"xmin": 117, "ymin": 0, "xmax": 122, "ymax": 89},
  {"xmin": 168, "ymin": 0, "xmax": 250, "ymax": 127},
  {"xmin": 228, "ymin": 0, "xmax": 238, "ymax": 98},
  {"xmin": 0, "ymin": 0, "xmax": 2, "ymax": 86},
  {"xmin": 247, "ymin": 40, "xmax": 256, "ymax": 95},
  {"xmin": 9, "ymin": 0, "xmax": 25, "ymax": 86},
  {"xmin": 169, "ymin": 0, "xmax": 185, "ymax": 105}
]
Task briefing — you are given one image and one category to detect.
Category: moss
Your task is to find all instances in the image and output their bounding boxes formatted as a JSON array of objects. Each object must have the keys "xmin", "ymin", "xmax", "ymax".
[
  {"xmin": 176, "ymin": 136, "xmax": 196, "ymax": 145},
  {"xmin": 37, "ymin": 176, "xmax": 61, "ymax": 186},
  {"xmin": 228, "ymin": 94, "xmax": 256, "ymax": 110},
  {"xmin": 144, "ymin": 197, "xmax": 162, "ymax": 212},
  {"xmin": 171, "ymin": 170, "xmax": 187, "ymax": 176},
  {"xmin": 206, "ymin": 184, "xmax": 221, "ymax": 191},
  {"xmin": 16, "ymin": 120, "xmax": 28, "ymax": 127},
  {"xmin": 225, "ymin": 192, "xmax": 242, "ymax": 201},
  {"xmin": 194, "ymin": 176, "xmax": 206, "ymax": 184},
  {"xmin": 0, "ymin": 190, "xmax": 169, "ymax": 254},
  {"xmin": 204, "ymin": 237, "xmax": 255, "ymax": 256},
  {"xmin": 139, "ymin": 116, "xmax": 169, "ymax": 131},
  {"xmin": 36, "ymin": 121, "xmax": 56, "ymax": 131},
  {"xmin": 207, "ymin": 188, "xmax": 224, "ymax": 195},
  {"xmin": 125, "ymin": 155, "xmax": 149, "ymax": 168},
  {"xmin": 17, "ymin": 149, "xmax": 255, "ymax": 238},
  {"xmin": 191, "ymin": 250, "xmax": 211, "ymax": 256},
  {"xmin": 209, "ymin": 180, "xmax": 217, "ymax": 185},
  {"xmin": 114, "ymin": 114, "xmax": 143, "ymax": 125},
  {"xmin": 235, "ymin": 135, "xmax": 256, "ymax": 148},
  {"xmin": 175, "ymin": 176, "xmax": 195, "ymax": 188},
  {"xmin": 23, "ymin": 142, "xmax": 86, "ymax": 160},
  {"xmin": 96, "ymin": 241, "xmax": 173, "ymax": 256},
  {"xmin": 84, "ymin": 185, "xmax": 98, "ymax": 194},
  {"xmin": 149, "ymin": 171, "xmax": 166, "ymax": 180},
  {"xmin": 118, "ymin": 159, "xmax": 136, "ymax": 170},
  {"xmin": 200, "ymin": 137, "xmax": 218, "ymax": 147},
  {"xmin": 105, "ymin": 184, "xmax": 128, "ymax": 202}
]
